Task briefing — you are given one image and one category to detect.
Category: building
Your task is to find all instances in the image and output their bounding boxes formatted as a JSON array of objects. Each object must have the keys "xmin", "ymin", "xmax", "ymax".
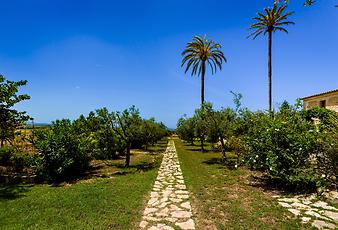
[{"xmin": 302, "ymin": 89, "xmax": 338, "ymax": 112}]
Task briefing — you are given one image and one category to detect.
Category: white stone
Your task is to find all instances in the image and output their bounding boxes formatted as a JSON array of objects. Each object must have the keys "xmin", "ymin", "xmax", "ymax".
[
  {"xmin": 148, "ymin": 198, "xmax": 158, "ymax": 206},
  {"xmin": 312, "ymin": 220, "xmax": 336, "ymax": 229},
  {"xmin": 176, "ymin": 184, "xmax": 187, "ymax": 190},
  {"xmin": 144, "ymin": 207, "xmax": 157, "ymax": 215},
  {"xmin": 278, "ymin": 198, "xmax": 300, "ymax": 203},
  {"xmin": 305, "ymin": 210, "xmax": 327, "ymax": 220},
  {"xmin": 311, "ymin": 200, "xmax": 328, "ymax": 209},
  {"xmin": 291, "ymin": 202, "xmax": 311, "ymax": 210},
  {"xmin": 288, "ymin": 208, "xmax": 301, "ymax": 216},
  {"xmin": 177, "ymin": 194, "xmax": 189, "ymax": 199},
  {"xmin": 151, "ymin": 192, "xmax": 159, "ymax": 198},
  {"xmin": 175, "ymin": 219, "xmax": 196, "ymax": 230},
  {"xmin": 172, "ymin": 210, "xmax": 192, "ymax": 218},
  {"xmin": 139, "ymin": 220, "xmax": 148, "ymax": 228},
  {"xmin": 322, "ymin": 210, "xmax": 338, "ymax": 221},
  {"xmin": 278, "ymin": 202, "xmax": 292, "ymax": 208},
  {"xmin": 301, "ymin": 217, "xmax": 311, "ymax": 223},
  {"xmin": 181, "ymin": 201, "xmax": 192, "ymax": 210}
]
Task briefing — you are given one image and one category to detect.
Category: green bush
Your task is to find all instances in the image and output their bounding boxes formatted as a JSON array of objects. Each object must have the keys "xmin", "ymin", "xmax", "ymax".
[
  {"xmin": 10, "ymin": 152, "xmax": 33, "ymax": 172},
  {"xmin": 0, "ymin": 146, "xmax": 15, "ymax": 165},
  {"xmin": 243, "ymin": 103, "xmax": 337, "ymax": 191},
  {"xmin": 32, "ymin": 119, "xmax": 91, "ymax": 182}
]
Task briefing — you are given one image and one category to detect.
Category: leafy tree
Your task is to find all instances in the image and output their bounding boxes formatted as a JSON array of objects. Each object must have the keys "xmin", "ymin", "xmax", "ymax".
[
  {"xmin": 203, "ymin": 102, "xmax": 236, "ymax": 160},
  {"xmin": 0, "ymin": 75, "xmax": 30, "ymax": 147},
  {"xmin": 176, "ymin": 116, "xmax": 196, "ymax": 145},
  {"xmin": 248, "ymin": 4, "xmax": 294, "ymax": 112},
  {"xmin": 110, "ymin": 106, "xmax": 143, "ymax": 167},
  {"xmin": 181, "ymin": 35, "xmax": 227, "ymax": 106},
  {"xmin": 141, "ymin": 118, "xmax": 167, "ymax": 149},
  {"xmin": 193, "ymin": 105, "xmax": 210, "ymax": 152}
]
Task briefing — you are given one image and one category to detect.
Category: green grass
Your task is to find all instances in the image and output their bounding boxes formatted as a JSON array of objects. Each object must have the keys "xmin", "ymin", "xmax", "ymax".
[
  {"xmin": 0, "ymin": 140, "xmax": 167, "ymax": 230},
  {"xmin": 174, "ymin": 138, "xmax": 312, "ymax": 229}
]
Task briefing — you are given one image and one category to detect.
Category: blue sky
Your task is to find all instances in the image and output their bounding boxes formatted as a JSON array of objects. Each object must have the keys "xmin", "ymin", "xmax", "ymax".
[{"xmin": 1, "ymin": 0, "xmax": 337, "ymax": 128}]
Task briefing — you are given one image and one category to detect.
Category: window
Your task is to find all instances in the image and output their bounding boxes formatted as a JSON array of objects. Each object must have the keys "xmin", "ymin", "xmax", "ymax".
[{"xmin": 319, "ymin": 100, "xmax": 326, "ymax": 108}]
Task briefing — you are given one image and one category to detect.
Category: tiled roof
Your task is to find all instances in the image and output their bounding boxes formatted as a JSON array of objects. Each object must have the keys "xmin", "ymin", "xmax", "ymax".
[{"xmin": 302, "ymin": 88, "xmax": 338, "ymax": 100}]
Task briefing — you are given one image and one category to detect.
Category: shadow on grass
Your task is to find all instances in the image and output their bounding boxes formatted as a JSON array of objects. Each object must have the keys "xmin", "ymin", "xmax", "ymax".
[
  {"xmin": 112, "ymin": 161, "xmax": 160, "ymax": 173},
  {"xmin": 0, "ymin": 184, "xmax": 32, "ymax": 200},
  {"xmin": 202, "ymin": 157, "xmax": 238, "ymax": 169},
  {"xmin": 248, "ymin": 175, "xmax": 317, "ymax": 195}
]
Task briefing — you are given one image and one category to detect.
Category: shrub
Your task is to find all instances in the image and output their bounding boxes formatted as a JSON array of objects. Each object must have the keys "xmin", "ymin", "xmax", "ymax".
[
  {"xmin": 0, "ymin": 146, "xmax": 15, "ymax": 165},
  {"xmin": 243, "ymin": 103, "xmax": 337, "ymax": 191},
  {"xmin": 10, "ymin": 152, "xmax": 33, "ymax": 172},
  {"xmin": 32, "ymin": 119, "xmax": 91, "ymax": 182}
]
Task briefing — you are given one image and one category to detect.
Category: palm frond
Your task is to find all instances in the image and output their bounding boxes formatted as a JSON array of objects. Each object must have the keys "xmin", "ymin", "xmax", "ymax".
[
  {"xmin": 181, "ymin": 35, "xmax": 226, "ymax": 77},
  {"xmin": 248, "ymin": 3, "xmax": 294, "ymax": 39}
]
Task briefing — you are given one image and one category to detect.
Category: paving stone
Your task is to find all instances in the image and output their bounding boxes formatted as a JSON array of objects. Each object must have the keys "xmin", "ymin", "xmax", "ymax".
[
  {"xmin": 278, "ymin": 198, "xmax": 300, "ymax": 203},
  {"xmin": 321, "ymin": 210, "xmax": 338, "ymax": 222},
  {"xmin": 312, "ymin": 220, "xmax": 336, "ymax": 229},
  {"xmin": 288, "ymin": 208, "xmax": 301, "ymax": 216},
  {"xmin": 181, "ymin": 201, "xmax": 192, "ymax": 210},
  {"xmin": 139, "ymin": 220, "xmax": 148, "ymax": 228},
  {"xmin": 301, "ymin": 217, "xmax": 311, "ymax": 223},
  {"xmin": 278, "ymin": 202, "xmax": 292, "ymax": 208},
  {"xmin": 311, "ymin": 201, "xmax": 329, "ymax": 209},
  {"xmin": 144, "ymin": 207, "xmax": 158, "ymax": 215},
  {"xmin": 291, "ymin": 202, "xmax": 311, "ymax": 210},
  {"xmin": 171, "ymin": 210, "xmax": 192, "ymax": 218},
  {"xmin": 304, "ymin": 210, "xmax": 329, "ymax": 220},
  {"xmin": 175, "ymin": 219, "xmax": 196, "ymax": 230}
]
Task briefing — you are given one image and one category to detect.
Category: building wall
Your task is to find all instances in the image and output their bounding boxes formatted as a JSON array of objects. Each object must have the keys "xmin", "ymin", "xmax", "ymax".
[{"xmin": 303, "ymin": 92, "xmax": 338, "ymax": 112}]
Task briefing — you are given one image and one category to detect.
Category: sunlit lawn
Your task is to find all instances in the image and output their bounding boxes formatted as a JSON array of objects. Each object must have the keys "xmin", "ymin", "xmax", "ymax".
[
  {"xmin": 0, "ymin": 140, "xmax": 167, "ymax": 230},
  {"xmin": 174, "ymin": 138, "xmax": 311, "ymax": 229}
]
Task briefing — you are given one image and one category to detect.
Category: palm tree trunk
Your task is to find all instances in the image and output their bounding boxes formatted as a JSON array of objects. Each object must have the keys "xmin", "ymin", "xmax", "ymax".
[
  {"xmin": 268, "ymin": 31, "xmax": 272, "ymax": 113},
  {"xmin": 201, "ymin": 61, "xmax": 205, "ymax": 106}
]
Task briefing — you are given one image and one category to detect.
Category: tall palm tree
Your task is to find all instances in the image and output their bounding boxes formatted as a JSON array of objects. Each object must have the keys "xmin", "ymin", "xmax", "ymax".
[
  {"xmin": 249, "ymin": 4, "xmax": 294, "ymax": 112},
  {"xmin": 182, "ymin": 35, "xmax": 226, "ymax": 106}
]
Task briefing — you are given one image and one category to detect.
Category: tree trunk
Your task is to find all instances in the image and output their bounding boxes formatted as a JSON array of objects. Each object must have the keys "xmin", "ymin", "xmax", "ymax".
[
  {"xmin": 268, "ymin": 31, "xmax": 273, "ymax": 113},
  {"xmin": 201, "ymin": 61, "xmax": 206, "ymax": 106},
  {"xmin": 125, "ymin": 143, "xmax": 131, "ymax": 167},
  {"xmin": 200, "ymin": 135, "xmax": 204, "ymax": 152},
  {"xmin": 0, "ymin": 139, "xmax": 3, "ymax": 147},
  {"xmin": 220, "ymin": 137, "xmax": 226, "ymax": 161}
]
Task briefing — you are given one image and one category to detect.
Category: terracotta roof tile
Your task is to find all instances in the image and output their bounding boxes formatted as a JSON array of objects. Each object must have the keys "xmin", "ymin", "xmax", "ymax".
[{"xmin": 302, "ymin": 88, "xmax": 338, "ymax": 100}]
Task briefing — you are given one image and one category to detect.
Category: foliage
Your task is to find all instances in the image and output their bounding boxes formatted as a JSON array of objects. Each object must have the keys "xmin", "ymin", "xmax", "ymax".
[
  {"xmin": 93, "ymin": 106, "xmax": 167, "ymax": 167},
  {"xmin": 178, "ymin": 96, "xmax": 337, "ymax": 191},
  {"xmin": 243, "ymin": 103, "xmax": 337, "ymax": 191},
  {"xmin": 32, "ymin": 119, "xmax": 91, "ymax": 182},
  {"xmin": 181, "ymin": 35, "xmax": 226, "ymax": 105},
  {"xmin": 0, "ymin": 146, "xmax": 32, "ymax": 172},
  {"xmin": 176, "ymin": 116, "xmax": 196, "ymax": 144},
  {"xmin": 0, "ymin": 75, "xmax": 30, "ymax": 147},
  {"xmin": 0, "ymin": 146, "xmax": 15, "ymax": 165}
]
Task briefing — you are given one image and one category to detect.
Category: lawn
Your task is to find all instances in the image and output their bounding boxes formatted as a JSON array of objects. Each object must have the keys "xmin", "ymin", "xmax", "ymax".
[
  {"xmin": 174, "ymin": 138, "xmax": 311, "ymax": 229},
  {"xmin": 0, "ymin": 140, "xmax": 167, "ymax": 230}
]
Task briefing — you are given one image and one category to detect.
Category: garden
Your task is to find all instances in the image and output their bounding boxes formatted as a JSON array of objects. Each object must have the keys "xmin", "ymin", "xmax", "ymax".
[{"xmin": 1, "ymin": 0, "xmax": 338, "ymax": 229}]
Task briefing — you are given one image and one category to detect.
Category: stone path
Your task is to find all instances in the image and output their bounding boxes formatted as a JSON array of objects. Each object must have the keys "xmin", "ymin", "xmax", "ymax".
[
  {"xmin": 139, "ymin": 140, "xmax": 195, "ymax": 230},
  {"xmin": 274, "ymin": 194, "xmax": 338, "ymax": 229}
]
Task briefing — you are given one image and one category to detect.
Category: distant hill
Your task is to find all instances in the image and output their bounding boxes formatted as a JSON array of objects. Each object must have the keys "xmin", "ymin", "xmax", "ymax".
[{"xmin": 26, "ymin": 122, "xmax": 51, "ymax": 127}]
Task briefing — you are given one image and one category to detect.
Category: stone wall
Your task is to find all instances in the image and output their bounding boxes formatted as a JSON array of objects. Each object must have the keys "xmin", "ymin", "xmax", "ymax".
[{"xmin": 304, "ymin": 93, "xmax": 338, "ymax": 113}]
